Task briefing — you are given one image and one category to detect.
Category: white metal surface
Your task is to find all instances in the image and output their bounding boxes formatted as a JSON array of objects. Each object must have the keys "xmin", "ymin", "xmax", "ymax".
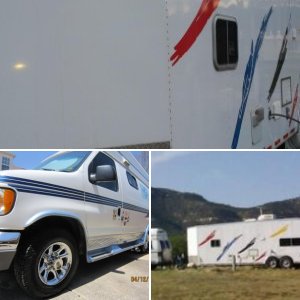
[{"xmin": 0, "ymin": 1, "xmax": 299, "ymax": 148}]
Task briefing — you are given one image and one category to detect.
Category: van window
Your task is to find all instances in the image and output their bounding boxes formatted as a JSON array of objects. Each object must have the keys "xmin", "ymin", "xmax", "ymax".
[
  {"xmin": 165, "ymin": 241, "xmax": 170, "ymax": 249},
  {"xmin": 88, "ymin": 152, "xmax": 118, "ymax": 192},
  {"xmin": 211, "ymin": 240, "xmax": 221, "ymax": 247},
  {"xmin": 213, "ymin": 16, "xmax": 238, "ymax": 71},
  {"xmin": 126, "ymin": 171, "xmax": 139, "ymax": 190}
]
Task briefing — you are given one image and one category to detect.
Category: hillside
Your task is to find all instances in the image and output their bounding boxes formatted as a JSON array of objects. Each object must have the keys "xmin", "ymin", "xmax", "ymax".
[{"xmin": 151, "ymin": 188, "xmax": 300, "ymax": 235}]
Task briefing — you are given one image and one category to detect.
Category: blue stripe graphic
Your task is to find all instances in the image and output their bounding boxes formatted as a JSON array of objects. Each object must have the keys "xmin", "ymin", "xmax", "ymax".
[
  {"xmin": 0, "ymin": 176, "xmax": 148, "ymax": 214},
  {"xmin": 231, "ymin": 7, "xmax": 273, "ymax": 149}
]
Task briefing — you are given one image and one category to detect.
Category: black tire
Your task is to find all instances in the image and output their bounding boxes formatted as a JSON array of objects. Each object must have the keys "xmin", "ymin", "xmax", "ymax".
[
  {"xmin": 279, "ymin": 256, "xmax": 293, "ymax": 269},
  {"xmin": 265, "ymin": 256, "xmax": 279, "ymax": 269},
  {"xmin": 14, "ymin": 229, "xmax": 79, "ymax": 299},
  {"xmin": 139, "ymin": 241, "xmax": 149, "ymax": 254}
]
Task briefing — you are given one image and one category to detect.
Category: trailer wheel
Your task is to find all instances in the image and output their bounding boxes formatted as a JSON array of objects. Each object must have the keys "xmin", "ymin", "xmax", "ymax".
[
  {"xmin": 279, "ymin": 256, "xmax": 293, "ymax": 269},
  {"xmin": 265, "ymin": 256, "xmax": 279, "ymax": 269},
  {"xmin": 14, "ymin": 229, "xmax": 79, "ymax": 298}
]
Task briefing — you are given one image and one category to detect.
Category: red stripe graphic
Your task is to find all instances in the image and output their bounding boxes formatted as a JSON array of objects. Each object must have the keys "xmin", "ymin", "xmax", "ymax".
[
  {"xmin": 255, "ymin": 251, "xmax": 267, "ymax": 262},
  {"xmin": 198, "ymin": 230, "xmax": 216, "ymax": 247},
  {"xmin": 170, "ymin": 0, "xmax": 221, "ymax": 66}
]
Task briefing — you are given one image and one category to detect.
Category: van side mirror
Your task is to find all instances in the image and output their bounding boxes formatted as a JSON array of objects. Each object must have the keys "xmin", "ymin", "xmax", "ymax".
[{"xmin": 90, "ymin": 165, "xmax": 116, "ymax": 183}]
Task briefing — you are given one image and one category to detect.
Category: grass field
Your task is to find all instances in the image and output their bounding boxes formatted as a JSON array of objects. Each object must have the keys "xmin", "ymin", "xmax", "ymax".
[{"xmin": 152, "ymin": 267, "xmax": 300, "ymax": 300}]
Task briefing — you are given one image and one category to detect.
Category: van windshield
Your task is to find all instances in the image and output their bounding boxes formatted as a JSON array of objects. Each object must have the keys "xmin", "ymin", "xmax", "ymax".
[{"xmin": 35, "ymin": 151, "xmax": 92, "ymax": 173}]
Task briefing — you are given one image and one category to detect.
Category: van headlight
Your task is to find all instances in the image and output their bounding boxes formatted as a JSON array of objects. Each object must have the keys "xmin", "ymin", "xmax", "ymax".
[{"xmin": 0, "ymin": 188, "xmax": 16, "ymax": 216}]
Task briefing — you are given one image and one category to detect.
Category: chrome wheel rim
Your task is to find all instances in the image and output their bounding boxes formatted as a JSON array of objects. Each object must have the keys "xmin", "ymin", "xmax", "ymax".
[{"xmin": 38, "ymin": 242, "xmax": 72, "ymax": 286}]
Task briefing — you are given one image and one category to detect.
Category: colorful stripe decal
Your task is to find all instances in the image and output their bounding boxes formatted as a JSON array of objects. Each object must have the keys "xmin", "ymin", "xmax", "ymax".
[
  {"xmin": 238, "ymin": 237, "xmax": 256, "ymax": 254},
  {"xmin": 198, "ymin": 230, "xmax": 216, "ymax": 247},
  {"xmin": 231, "ymin": 7, "xmax": 273, "ymax": 149},
  {"xmin": 255, "ymin": 251, "xmax": 267, "ymax": 262},
  {"xmin": 217, "ymin": 234, "xmax": 243, "ymax": 261},
  {"xmin": 170, "ymin": 0, "xmax": 221, "ymax": 66},
  {"xmin": 0, "ymin": 176, "xmax": 148, "ymax": 214},
  {"xmin": 267, "ymin": 15, "xmax": 291, "ymax": 102},
  {"xmin": 270, "ymin": 224, "xmax": 288, "ymax": 238}
]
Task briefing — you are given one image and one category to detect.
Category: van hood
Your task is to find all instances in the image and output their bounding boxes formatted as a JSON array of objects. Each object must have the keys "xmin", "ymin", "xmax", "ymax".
[{"xmin": 0, "ymin": 169, "xmax": 83, "ymax": 191}]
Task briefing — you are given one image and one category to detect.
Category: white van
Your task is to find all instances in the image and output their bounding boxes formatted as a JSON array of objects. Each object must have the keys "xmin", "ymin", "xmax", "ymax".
[
  {"xmin": 151, "ymin": 228, "xmax": 172, "ymax": 268},
  {"xmin": 0, "ymin": 151, "xmax": 149, "ymax": 298}
]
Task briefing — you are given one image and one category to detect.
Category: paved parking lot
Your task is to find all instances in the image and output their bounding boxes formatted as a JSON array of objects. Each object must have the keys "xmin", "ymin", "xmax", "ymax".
[{"xmin": 0, "ymin": 252, "xmax": 149, "ymax": 300}]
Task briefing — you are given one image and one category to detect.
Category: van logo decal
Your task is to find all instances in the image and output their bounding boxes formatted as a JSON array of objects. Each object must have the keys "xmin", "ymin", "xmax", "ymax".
[
  {"xmin": 231, "ymin": 7, "xmax": 273, "ymax": 149},
  {"xmin": 217, "ymin": 234, "xmax": 242, "ymax": 261},
  {"xmin": 170, "ymin": 0, "xmax": 221, "ymax": 66},
  {"xmin": 198, "ymin": 230, "xmax": 216, "ymax": 247}
]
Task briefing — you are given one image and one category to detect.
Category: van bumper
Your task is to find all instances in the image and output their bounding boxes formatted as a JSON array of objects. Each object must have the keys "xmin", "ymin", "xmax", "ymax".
[{"xmin": 0, "ymin": 232, "xmax": 20, "ymax": 271}]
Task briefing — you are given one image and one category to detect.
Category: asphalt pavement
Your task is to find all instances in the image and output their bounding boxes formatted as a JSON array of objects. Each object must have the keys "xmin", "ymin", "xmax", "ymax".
[{"xmin": 0, "ymin": 252, "xmax": 149, "ymax": 300}]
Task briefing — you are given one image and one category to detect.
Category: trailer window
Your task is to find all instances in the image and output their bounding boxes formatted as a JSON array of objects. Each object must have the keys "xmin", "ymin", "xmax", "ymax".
[
  {"xmin": 88, "ymin": 152, "xmax": 118, "ymax": 192},
  {"xmin": 126, "ymin": 171, "xmax": 139, "ymax": 190},
  {"xmin": 213, "ymin": 16, "xmax": 238, "ymax": 71},
  {"xmin": 211, "ymin": 240, "xmax": 221, "ymax": 247},
  {"xmin": 280, "ymin": 238, "xmax": 300, "ymax": 247}
]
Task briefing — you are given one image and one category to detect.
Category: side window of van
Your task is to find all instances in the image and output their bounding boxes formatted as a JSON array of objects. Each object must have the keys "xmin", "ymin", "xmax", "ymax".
[
  {"xmin": 88, "ymin": 152, "xmax": 118, "ymax": 192},
  {"xmin": 126, "ymin": 171, "xmax": 139, "ymax": 190},
  {"xmin": 213, "ymin": 16, "xmax": 238, "ymax": 71}
]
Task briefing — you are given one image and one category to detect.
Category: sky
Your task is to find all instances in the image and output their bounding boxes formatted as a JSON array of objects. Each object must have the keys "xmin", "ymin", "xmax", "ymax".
[
  {"xmin": 151, "ymin": 151, "xmax": 300, "ymax": 208},
  {"xmin": 12, "ymin": 151, "xmax": 56, "ymax": 169},
  {"xmin": 12, "ymin": 151, "xmax": 148, "ymax": 172}
]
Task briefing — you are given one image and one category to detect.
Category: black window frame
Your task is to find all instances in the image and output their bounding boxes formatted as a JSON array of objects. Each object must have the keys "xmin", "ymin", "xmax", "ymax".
[
  {"xmin": 88, "ymin": 152, "xmax": 119, "ymax": 192},
  {"xmin": 213, "ymin": 15, "xmax": 239, "ymax": 71},
  {"xmin": 126, "ymin": 171, "xmax": 139, "ymax": 190}
]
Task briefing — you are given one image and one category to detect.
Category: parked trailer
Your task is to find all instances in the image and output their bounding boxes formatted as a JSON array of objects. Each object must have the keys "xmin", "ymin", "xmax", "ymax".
[
  {"xmin": 188, "ymin": 218, "xmax": 300, "ymax": 268},
  {"xmin": 0, "ymin": 0, "xmax": 300, "ymax": 149},
  {"xmin": 151, "ymin": 228, "xmax": 173, "ymax": 268}
]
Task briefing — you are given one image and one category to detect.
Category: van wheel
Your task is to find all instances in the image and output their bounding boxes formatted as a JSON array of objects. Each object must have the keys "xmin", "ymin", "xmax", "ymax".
[
  {"xmin": 265, "ymin": 256, "xmax": 279, "ymax": 269},
  {"xmin": 279, "ymin": 256, "xmax": 293, "ymax": 269},
  {"xmin": 140, "ymin": 240, "xmax": 149, "ymax": 254},
  {"xmin": 14, "ymin": 229, "xmax": 79, "ymax": 298}
]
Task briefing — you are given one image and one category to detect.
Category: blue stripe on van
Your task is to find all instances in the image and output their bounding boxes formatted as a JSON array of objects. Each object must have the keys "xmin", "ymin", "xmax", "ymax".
[{"xmin": 0, "ymin": 176, "xmax": 148, "ymax": 214}]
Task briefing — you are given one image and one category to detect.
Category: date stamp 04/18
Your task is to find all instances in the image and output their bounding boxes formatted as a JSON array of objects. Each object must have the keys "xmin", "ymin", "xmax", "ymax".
[{"xmin": 131, "ymin": 276, "xmax": 149, "ymax": 283}]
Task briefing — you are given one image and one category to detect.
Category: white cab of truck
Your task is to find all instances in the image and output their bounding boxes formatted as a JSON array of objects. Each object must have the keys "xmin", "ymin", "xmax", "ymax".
[{"xmin": 0, "ymin": 151, "xmax": 149, "ymax": 298}]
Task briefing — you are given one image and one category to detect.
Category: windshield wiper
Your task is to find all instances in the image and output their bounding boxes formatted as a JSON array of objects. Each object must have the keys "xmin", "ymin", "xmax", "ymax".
[{"xmin": 40, "ymin": 168, "xmax": 56, "ymax": 172}]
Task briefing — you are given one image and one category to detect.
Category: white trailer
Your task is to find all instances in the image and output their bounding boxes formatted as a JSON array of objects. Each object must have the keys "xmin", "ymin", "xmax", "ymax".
[
  {"xmin": 0, "ymin": 0, "xmax": 300, "ymax": 149},
  {"xmin": 151, "ymin": 228, "xmax": 172, "ymax": 268},
  {"xmin": 188, "ymin": 218, "xmax": 300, "ymax": 269}
]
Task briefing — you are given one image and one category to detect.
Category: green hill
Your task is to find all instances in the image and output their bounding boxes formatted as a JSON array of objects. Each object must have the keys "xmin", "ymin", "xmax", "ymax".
[{"xmin": 151, "ymin": 188, "xmax": 300, "ymax": 235}]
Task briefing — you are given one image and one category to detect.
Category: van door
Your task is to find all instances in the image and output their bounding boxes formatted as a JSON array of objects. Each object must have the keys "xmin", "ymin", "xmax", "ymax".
[
  {"xmin": 118, "ymin": 167, "xmax": 149, "ymax": 243},
  {"xmin": 84, "ymin": 152, "xmax": 124, "ymax": 252}
]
